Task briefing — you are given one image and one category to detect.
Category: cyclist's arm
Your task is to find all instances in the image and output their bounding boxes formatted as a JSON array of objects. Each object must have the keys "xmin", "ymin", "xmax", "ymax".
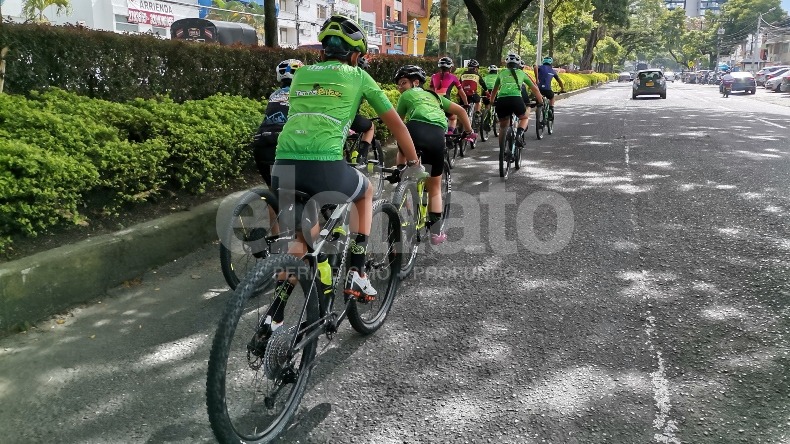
[
  {"xmin": 554, "ymin": 70, "xmax": 565, "ymax": 90},
  {"xmin": 480, "ymin": 77, "xmax": 488, "ymax": 93}
]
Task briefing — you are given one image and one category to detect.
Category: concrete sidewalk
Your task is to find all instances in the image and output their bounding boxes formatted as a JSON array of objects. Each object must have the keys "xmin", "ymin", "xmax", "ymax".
[{"xmin": 0, "ymin": 84, "xmax": 600, "ymax": 336}]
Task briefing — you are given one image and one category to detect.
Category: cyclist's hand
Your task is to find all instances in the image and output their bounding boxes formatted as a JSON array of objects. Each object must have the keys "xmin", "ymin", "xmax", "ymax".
[{"xmin": 401, "ymin": 163, "xmax": 427, "ymax": 182}]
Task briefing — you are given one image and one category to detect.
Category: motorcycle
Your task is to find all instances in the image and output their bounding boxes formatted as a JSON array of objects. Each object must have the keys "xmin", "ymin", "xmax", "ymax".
[{"xmin": 721, "ymin": 79, "xmax": 734, "ymax": 98}]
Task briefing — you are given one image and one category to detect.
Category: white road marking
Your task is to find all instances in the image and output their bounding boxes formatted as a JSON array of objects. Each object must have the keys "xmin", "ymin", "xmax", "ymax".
[{"xmin": 757, "ymin": 118, "xmax": 787, "ymax": 129}]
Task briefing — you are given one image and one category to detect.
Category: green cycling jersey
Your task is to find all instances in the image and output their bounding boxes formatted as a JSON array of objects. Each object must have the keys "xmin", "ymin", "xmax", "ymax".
[
  {"xmin": 492, "ymin": 68, "xmax": 535, "ymax": 98},
  {"xmin": 483, "ymin": 73, "xmax": 499, "ymax": 92},
  {"xmin": 396, "ymin": 87, "xmax": 453, "ymax": 131},
  {"xmin": 276, "ymin": 61, "xmax": 393, "ymax": 161}
]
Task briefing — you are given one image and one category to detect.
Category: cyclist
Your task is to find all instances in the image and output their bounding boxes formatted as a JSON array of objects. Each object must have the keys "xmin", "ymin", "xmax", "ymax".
[
  {"xmin": 459, "ymin": 59, "xmax": 487, "ymax": 119},
  {"xmin": 482, "ymin": 65, "xmax": 499, "ymax": 131},
  {"xmin": 490, "ymin": 53, "xmax": 543, "ymax": 153},
  {"xmin": 393, "ymin": 64, "xmax": 475, "ymax": 245},
  {"xmin": 350, "ymin": 56, "xmax": 377, "ymax": 165},
  {"xmin": 270, "ymin": 15, "xmax": 422, "ymax": 318},
  {"xmin": 251, "ymin": 59, "xmax": 303, "ymax": 187},
  {"xmin": 429, "ymin": 56, "xmax": 468, "ymax": 135},
  {"xmin": 535, "ymin": 56, "xmax": 565, "ymax": 117}
]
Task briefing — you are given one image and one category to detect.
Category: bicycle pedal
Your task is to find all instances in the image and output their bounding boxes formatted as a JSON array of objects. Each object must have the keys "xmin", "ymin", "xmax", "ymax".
[{"xmin": 343, "ymin": 288, "xmax": 375, "ymax": 303}]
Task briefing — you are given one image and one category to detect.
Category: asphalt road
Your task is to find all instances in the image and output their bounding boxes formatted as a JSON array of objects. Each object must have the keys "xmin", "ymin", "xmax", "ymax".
[{"xmin": 1, "ymin": 81, "xmax": 789, "ymax": 444}]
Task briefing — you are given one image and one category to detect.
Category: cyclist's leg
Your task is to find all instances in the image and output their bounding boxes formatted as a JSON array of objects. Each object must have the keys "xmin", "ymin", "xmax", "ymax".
[
  {"xmin": 495, "ymin": 97, "xmax": 514, "ymax": 147},
  {"xmin": 252, "ymin": 133, "xmax": 278, "ymax": 188},
  {"xmin": 541, "ymin": 89, "xmax": 556, "ymax": 113},
  {"xmin": 351, "ymin": 115, "xmax": 374, "ymax": 163},
  {"xmin": 471, "ymin": 93, "xmax": 482, "ymax": 114}
]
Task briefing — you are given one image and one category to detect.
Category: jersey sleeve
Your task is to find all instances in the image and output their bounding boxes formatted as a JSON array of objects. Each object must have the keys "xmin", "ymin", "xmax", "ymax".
[
  {"xmin": 361, "ymin": 71, "xmax": 394, "ymax": 115},
  {"xmin": 452, "ymin": 75, "xmax": 462, "ymax": 87},
  {"xmin": 493, "ymin": 76, "xmax": 501, "ymax": 90},
  {"xmin": 396, "ymin": 92, "xmax": 408, "ymax": 118}
]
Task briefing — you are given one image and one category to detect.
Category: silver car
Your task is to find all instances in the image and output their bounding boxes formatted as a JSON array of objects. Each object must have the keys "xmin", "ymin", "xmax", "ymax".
[{"xmin": 764, "ymin": 69, "xmax": 790, "ymax": 92}]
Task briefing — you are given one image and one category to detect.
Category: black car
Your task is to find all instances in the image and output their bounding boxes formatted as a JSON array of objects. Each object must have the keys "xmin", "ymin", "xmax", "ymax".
[
  {"xmin": 719, "ymin": 72, "xmax": 756, "ymax": 94},
  {"xmin": 632, "ymin": 69, "xmax": 667, "ymax": 99}
]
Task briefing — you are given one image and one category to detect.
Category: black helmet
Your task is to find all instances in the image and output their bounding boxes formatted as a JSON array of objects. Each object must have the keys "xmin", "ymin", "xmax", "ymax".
[
  {"xmin": 467, "ymin": 59, "xmax": 480, "ymax": 68},
  {"xmin": 394, "ymin": 65, "xmax": 427, "ymax": 83}
]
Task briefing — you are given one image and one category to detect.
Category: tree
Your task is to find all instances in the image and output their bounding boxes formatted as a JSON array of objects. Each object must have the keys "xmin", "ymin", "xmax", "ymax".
[
  {"xmin": 206, "ymin": 0, "xmax": 266, "ymax": 43},
  {"xmin": 461, "ymin": 0, "xmax": 535, "ymax": 66},
  {"xmin": 719, "ymin": 0, "xmax": 782, "ymax": 54},
  {"xmin": 264, "ymin": 0, "xmax": 277, "ymax": 47},
  {"xmin": 439, "ymin": 0, "xmax": 448, "ymax": 55},
  {"xmin": 579, "ymin": 0, "xmax": 629, "ymax": 70},
  {"xmin": 21, "ymin": 0, "xmax": 71, "ymax": 23}
]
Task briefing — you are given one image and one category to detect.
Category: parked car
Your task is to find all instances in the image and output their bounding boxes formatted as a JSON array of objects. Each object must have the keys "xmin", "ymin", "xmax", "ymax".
[
  {"xmin": 755, "ymin": 65, "xmax": 790, "ymax": 86},
  {"xmin": 683, "ymin": 71, "xmax": 697, "ymax": 83},
  {"xmin": 632, "ymin": 69, "xmax": 666, "ymax": 99},
  {"xmin": 618, "ymin": 71, "xmax": 633, "ymax": 82},
  {"xmin": 764, "ymin": 68, "xmax": 790, "ymax": 91},
  {"xmin": 719, "ymin": 72, "xmax": 756, "ymax": 94},
  {"xmin": 780, "ymin": 74, "xmax": 790, "ymax": 93},
  {"xmin": 664, "ymin": 71, "xmax": 676, "ymax": 82}
]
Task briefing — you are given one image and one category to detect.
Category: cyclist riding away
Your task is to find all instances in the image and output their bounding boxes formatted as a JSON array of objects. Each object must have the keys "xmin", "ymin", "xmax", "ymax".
[
  {"xmin": 491, "ymin": 53, "xmax": 543, "ymax": 151},
  {"xmin": 459, "ymin": 59, "xmax": 487, "ymax": 120},
  {"xmin": 394, "ymin": 64, "xmax": 475, "ymax": 245},
  {"xmin": 535, "ymin": 56, "xmax": 565, "ymax": 117},
  {"xmin": 482, "ymin": 65, "xmax": 498, "ymax": 131},
  {"xmin": 251, "ymin": 59, "xmax": 303, "ymax": 187},
  {"xmin": 430, "ymin": 56, "xmax": 468, "ymax": 135},
  {"xmin": 269, "ymin": 15, "xmax": 422, "ymax": 329}
]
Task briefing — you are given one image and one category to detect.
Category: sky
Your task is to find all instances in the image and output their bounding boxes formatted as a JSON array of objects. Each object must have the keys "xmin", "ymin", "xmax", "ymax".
[{"xmin": 784, "ymin": 0, "xmax": 790, "ymax": 14}]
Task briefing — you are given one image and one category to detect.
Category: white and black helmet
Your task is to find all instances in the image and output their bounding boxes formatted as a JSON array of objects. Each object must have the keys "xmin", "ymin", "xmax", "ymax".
[
  {"xmin": 504, "ymin": 53, "xmax": 521, "ymax": 67},
  {"xmin": 276, "ymin": 59, "xmax": 304, "ymax": 82},
  {"xmin": 438, "ymin": 57, "xmax": 454, "ymax": 69},
  {"xmin": 488, "ymin": 64, "xmax": 498, "ymax": 73}
]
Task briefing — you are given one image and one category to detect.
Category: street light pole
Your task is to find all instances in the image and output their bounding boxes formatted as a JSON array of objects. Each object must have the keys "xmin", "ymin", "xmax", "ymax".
[{"xmin": 295, "ymin": 0, "xmax": 302, "ymax": 46}]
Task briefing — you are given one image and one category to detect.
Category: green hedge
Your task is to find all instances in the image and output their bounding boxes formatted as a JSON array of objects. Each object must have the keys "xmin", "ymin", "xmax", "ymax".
[
  {"xmin": 0, "ymin": 89, "xmax": 265, "ymax": 253},
  {"xmin": 0, "ymin": 23, "xmax": 435, "ymax": 102}
]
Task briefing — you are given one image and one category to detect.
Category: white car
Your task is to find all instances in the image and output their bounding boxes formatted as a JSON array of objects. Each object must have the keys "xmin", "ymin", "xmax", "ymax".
[
  {"xmin": 764, "ymin": 68, "xmax": 790, "ymax": 92},
  {"xmin": 664, "ymin": 71, "xmax": 676, "ymax": 82}
]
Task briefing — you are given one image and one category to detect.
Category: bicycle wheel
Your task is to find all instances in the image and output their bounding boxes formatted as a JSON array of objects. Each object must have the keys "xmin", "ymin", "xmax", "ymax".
[
  {"xmin": 535, "ymin": 107, "xmax": 545, "ymax": 140},
  {"xmin": 347, "ymin": 199, "xmax": 402, "ymax": 334},
  {"xmin": 220, "ymin": 188, "xmax": 279, "ymax": 290},
  {"xmin": 492, "ymin": 108, "xmax": 499, "ymax": 138},
  {"xmin": 207, "ymin": 254, "xmax": 319, "ymax": 444},
  {"xmin": 480, "ymin": 111, "xmax": 490, "ymax": 142},
  {"xmin": 390, "ymin": 181, "xmax": 419, "ymax": 276},
  {"xmin": 514, "ymin": 142, "xmax": 523, "ymax": 170},
  {"xmin": 547, "ymin": 109, "xmax": 554, "ymax": 135},
  {"xmin": 446, "ymin": 139, "xmax": 457, "ymax": 169},
  {"xmin": 440, "ymin": 160, "xmax": 452, "ymax": 225},
  {"xmin": 499, "ymin": 129, "xmax": 512, "ymax": 179}
]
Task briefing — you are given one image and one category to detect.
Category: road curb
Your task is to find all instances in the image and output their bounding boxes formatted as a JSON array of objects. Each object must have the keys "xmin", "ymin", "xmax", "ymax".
[{"xmin": 0, "ymin": 199, "xmax": 222, "ymax": 335}]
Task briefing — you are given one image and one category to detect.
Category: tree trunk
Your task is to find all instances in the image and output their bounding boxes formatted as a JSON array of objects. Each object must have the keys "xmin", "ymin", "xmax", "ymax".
[
  {"xmin": 0, "ymin": 47, "xmax": 9, "ymax": 94},
  {"xmin": 463, "ymin": 0, "xmax": 534, "ymax": 67},
  {"xmin": 580, "ymin": 26, "xmax": 604, "ymax": 71},
  {"xmin": 547, "ymin": 12, "xmax": 555, "ymax": 57},
  {"xmin": 439, "ymin": 0, "xmax": 448, "ymax": 56},
  {"xmin": 264, "ymin": 0, "xmax": 277, "ymax": 47}
]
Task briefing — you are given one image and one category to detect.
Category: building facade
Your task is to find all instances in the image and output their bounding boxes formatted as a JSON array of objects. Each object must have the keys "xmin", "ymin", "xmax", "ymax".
[{"xmin": 664, "ymin": 0, "xmax": 727, "ymax": 17}]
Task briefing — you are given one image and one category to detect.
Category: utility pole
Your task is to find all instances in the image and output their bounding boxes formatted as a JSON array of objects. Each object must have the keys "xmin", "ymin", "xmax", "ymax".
[
  {"xmin": 750, "ymin": 7, "xmax": 776, "ymax": 72},
  {"xmin": 535, "ymin": 0, "xmax": 545, "ymax": 66},
  {"xmin": 295, "ymin": 0, "xmax": 302, "ymax": 46},
  {"xmin": 716, "ymin": 27, "xmax": 724, "ymax": 69}
]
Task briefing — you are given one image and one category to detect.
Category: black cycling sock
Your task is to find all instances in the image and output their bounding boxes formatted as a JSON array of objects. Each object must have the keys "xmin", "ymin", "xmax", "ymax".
[
  {"xmin": 427, "ymin": 212, "xmax": 442, "ymax": 234},
  {"xmin": 358, "ymin": 141, "xmax": 371, "ymax": 163},
  {"xmin": 348, "ymin": 233, "xmax": 368, "ymax": 274}
]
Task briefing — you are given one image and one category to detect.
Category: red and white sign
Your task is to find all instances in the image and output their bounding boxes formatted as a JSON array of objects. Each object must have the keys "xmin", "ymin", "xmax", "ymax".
[{"xmin": 127, "ymin": 0, "xmax": 174, "ymax": 26}]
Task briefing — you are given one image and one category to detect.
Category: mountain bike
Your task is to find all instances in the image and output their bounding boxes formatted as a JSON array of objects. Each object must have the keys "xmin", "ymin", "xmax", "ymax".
[
  {"xmin": 460, "ymin": 104, "xmax": 479, "ymax": 155},
  {"xmin": 479, "ymin": 101, "xmax": 496, "ymax": 142},
  {"xmin": 445, "ymin": 130, "xmax": 462, "ymax": 169},
  {"xmin": 207, "ymin": 190, "xmax": 402, "ymax": 443},
  {"xmin": 535, "ymin": 93, "xmax": 559, "ymax": 140},
  {"xmin": 499, "ymin": 113, "xmax": 522, "ymax": 179},
  {"xmin": 385, "ymin": 139, "xmax": 456, "ymax": 276}
]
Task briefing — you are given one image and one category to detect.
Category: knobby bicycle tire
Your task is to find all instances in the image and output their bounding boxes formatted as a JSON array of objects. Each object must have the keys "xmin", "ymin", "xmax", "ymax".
[
  {"xmin": 547, "ymin": 108, "xmax": 554, "ymax": 135},
  {"xmin": 499, "ymin": 128, "xmax": 513, "ymax": 179},
  {"xmin": 207, "ymin": 254, "xmax": 320, "ymax": 443},
  {"xmin": 347, "ymin": 199, "xmax": 402, "ymax": 334},
  {"xmin": 368, "ymin": 139, "xmax": 386, "ymax": 200},
  {"xmin": 220, "ymin": 188, "xmax": 280, "ymax": 290},
  {"xmin": 492, "ymin": 108, "xmax": 500, "ymax": 138},
  {"xmin": 391, "ymin": 181, "xmax": 420, "ymax": 277},
  {"xmin": 479, "ymin": 110, "xmax": 490, "ymax": 142},
  {"xmin": 536, "ymin": 106, "xmax": 545, "ymax": 140}
]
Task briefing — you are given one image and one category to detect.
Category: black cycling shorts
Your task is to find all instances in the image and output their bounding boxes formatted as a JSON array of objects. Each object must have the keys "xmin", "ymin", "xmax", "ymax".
[
  {"xmin": 406, "ymin": 120, "xmax": 445, "ymax": 177},
  {"xmin": 496, "ymin": 96, "xmax": 527, "ymax": 120},
  {"xmin": 271, "ymin": 160, "xmax": 368, "ymax": 204},
  {"xmin": 459, "ymin": 93, "xmax": 481, "ymax": 104},
  {"xmin": 351, "ymin": 114, "xmax": 373, "ymax": 133},
  {"xmin": 539, "ymin": 89, "xmax": 555, "ymax": 100}
]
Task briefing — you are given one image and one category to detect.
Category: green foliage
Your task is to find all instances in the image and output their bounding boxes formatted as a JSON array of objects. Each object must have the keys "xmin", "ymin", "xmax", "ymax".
[{"xmin": 0, "ymin": 90, "xmax": 263, "ymax": 251}]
